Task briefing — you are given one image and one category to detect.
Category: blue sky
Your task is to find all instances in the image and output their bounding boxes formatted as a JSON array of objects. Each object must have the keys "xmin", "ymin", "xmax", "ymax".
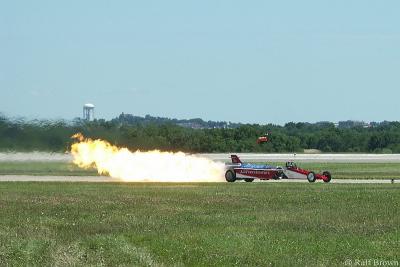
[{"xmin": 1, "ymin": 1, "xmax": 399, "ymax": 124}]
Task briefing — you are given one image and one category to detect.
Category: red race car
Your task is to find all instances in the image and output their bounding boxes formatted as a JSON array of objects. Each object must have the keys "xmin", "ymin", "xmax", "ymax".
[
  {"xmin": 225, "ymin": 155, "xmax": 331, "ymax": 183},
  {"xmin": 281, "ymin": 161, "xmax": 331, "ymax": 183}
]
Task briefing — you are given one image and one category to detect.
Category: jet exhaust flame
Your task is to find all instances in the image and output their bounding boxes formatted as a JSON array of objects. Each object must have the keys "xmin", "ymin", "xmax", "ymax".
[{"xmin": 70, "ymin": 133, "xmax": 225, "ymax": 182}]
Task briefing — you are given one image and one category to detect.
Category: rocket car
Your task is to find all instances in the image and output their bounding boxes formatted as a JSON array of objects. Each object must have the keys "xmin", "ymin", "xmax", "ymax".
[{"xmin": 225, "ymin": 155, "xmax": 331, "ymax": 183}]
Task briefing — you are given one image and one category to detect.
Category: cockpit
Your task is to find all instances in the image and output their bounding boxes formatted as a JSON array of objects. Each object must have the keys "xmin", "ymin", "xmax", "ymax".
[{"xmin": 285, "ymin": 161, "xmax": 297, "ymax": 168}]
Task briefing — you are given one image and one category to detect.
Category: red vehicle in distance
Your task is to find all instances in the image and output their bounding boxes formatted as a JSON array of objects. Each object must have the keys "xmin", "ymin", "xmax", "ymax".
[{"xmin": 257, "ymin": 133, "xmax": 269, "ymax": 144}]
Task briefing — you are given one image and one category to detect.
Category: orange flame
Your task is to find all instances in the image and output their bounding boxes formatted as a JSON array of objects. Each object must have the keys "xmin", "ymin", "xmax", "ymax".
[{"xmin": 70, "ymin": 133, "xmax": 225, "ymax": 182}]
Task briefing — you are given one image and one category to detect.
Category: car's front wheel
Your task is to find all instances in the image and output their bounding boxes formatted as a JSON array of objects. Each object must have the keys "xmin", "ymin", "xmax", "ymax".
[
  {"xmin": 323, "ymin": 171, "xmax": 332, "ymax": 183},
  {"xmin": 225, "ymin": 170, "xmax": 236, "ymax": 182},
  {"xmin": 307, "ymin": 172, "xmax": 316, "ymax": 183}
]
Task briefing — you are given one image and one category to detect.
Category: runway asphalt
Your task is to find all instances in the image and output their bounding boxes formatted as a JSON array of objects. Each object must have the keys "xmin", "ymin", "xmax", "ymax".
[
  {"xmin": 200, "ymin": 153, "xmax": 400, "ymax": 163},
  {"xmin": 0, "ymin": 175, "xmax": 397, "ymax": 184},
  {"xmin": 1, "ymin": 152, "xmax": 400, "ymax": 163}
]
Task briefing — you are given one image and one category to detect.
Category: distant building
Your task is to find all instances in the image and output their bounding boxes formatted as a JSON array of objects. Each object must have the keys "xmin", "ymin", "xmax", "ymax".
[
  {"xmin": 370, "ymin": 121, "xmax": 380, "ymax": 128},
  {"xmin": 338, "ymin": 120, "xmax": 368, "ymax": 129},
  {"xmin": 315, "ymin": 121, "xmax": 334, "ymax": 127},
  {"xmin": 177, "ymin": 122, "xmax": 204, "ymax": 129}
]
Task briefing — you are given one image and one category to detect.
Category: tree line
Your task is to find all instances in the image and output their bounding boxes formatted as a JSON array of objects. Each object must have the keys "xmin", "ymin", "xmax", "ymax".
[{"xmin": 1, "ymin": 115, "xmax": 400, "ymax": 153}]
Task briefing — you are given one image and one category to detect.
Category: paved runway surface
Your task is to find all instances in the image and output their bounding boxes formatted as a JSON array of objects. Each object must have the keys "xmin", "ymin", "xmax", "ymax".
[
  {"xmin": 200, "ymin": 153, "xmax": 400, "ymax": 163},
  {"xmin": 0, "ymin": 175, "xmax": 397, "ymax": 184},
  {"xmin": 2, "ymin": 152, "xmax": 400, "ymax": 163}
]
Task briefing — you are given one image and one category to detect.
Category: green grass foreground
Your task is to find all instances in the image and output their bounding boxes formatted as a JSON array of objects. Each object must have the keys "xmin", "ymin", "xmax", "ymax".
[
  {"xmin": 1, "ymin": 161, "xmax": 400, "ymax": 179},
  {"xmin": 0, "ymin": 183, "xmax": 399, "ymax": 266}
]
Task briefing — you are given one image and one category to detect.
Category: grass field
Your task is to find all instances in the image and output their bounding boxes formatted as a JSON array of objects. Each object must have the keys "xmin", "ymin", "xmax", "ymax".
[
  {"xmin": 0, "ymin": 162, "xmax": 97, "ymax": 176},
  {"xmin": 0, "ymin": 182, "xmax": 399, "ymax": 266},
  {"xmin": 1, "ymin": 161, "xmax": 400, "ymax": 179}
]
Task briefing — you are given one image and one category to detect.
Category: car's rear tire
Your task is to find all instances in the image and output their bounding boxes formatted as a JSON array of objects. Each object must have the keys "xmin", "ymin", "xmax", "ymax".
[
  {"xmin": 244, "ymin": 178, "xmax": 254, "ymax": 182},
  {"xmin": 225, "ymin": 170, "xmax": 236, "ymax": 182},
  {"xmin": 307, "ymin": 172, "xmax": 316, "ymax": 183},
  {"xmin": 323, "ymin": 171, "xmax": 332, "ymax": 183}
]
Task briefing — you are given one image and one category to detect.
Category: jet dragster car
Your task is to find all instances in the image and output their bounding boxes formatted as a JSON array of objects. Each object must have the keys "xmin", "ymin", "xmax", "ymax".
[{"xmin": 225, "ymin": 155, "xmax": 331, "ymax": 183}]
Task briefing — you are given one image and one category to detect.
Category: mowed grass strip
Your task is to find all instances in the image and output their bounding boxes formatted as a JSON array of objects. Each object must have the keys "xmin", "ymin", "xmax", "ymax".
[
  {"xmin": 0, "ymin": 182, "xmax": 399, "ymax": 266},
  {"xmin": 1, "ymin": 161, "xmax": 400, "ymax": 179},
  {"xmin": 0, "ymin": 162, "xmax": 97, "ymax": 176}
]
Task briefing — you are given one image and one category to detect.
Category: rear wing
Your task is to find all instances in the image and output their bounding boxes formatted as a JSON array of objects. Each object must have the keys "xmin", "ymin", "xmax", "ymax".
[{"xmin": 230, "ymin": 155, "xmax": 242, "ymax": 164}]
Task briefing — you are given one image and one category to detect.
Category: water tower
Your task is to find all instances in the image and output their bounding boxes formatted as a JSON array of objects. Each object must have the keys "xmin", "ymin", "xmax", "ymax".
[{"xmin": 83, "ymin": 103, "xmax": 95, "ymax": 121}]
